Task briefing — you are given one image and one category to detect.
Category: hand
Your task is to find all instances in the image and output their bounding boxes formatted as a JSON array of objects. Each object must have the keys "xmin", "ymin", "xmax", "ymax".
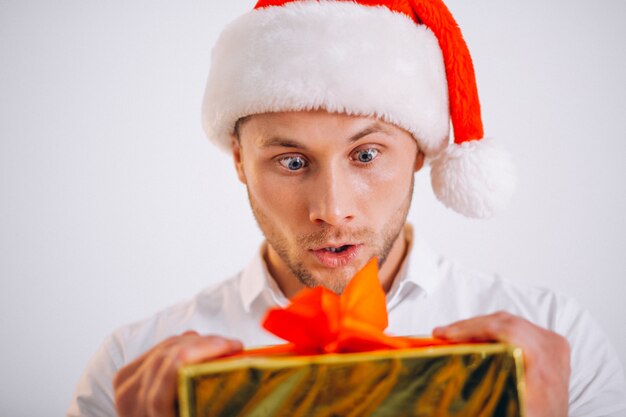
[
  {"xmin": 113, "ymin": 331, "xmax": 243, "ymax": 417},
  {"xmin": 433, "ymin": 311, "xmax": 570, "ymax": 417}
]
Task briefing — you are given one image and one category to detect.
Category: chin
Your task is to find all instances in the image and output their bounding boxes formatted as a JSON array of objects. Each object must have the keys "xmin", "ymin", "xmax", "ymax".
[
  {"xmin": 312, "ymin": 265, "xmax": 359, "ymax": 290},
  {"xmin": 317, "ymin": 278, "xmax": 350, "ymax": 295}
]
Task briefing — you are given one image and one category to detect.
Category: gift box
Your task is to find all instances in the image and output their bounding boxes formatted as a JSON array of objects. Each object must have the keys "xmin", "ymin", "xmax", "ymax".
[
  {"xmin": 179, "ymin": 259, "xmax": 525, "ymax": 416},
  {"xmin": 178, "ymin": 342, "xmax": 524, "ymax": 417}
]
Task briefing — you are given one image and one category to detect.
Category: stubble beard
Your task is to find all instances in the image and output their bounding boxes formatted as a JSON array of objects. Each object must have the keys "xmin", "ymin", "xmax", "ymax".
[{"xmin": 247, "ymin": 178, "xmax": 414, "ymax": 294}]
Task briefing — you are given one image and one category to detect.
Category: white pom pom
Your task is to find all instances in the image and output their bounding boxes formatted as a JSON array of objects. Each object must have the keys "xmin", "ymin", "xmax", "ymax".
[{"xmin": 430, "ymin": 139, "xmax": 516, "ymax": 218}]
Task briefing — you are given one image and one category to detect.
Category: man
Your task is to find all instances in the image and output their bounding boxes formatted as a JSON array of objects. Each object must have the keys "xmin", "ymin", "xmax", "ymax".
[{"xmin": 68, "ymin": 1, "xmax": 626, "ymax": 416}]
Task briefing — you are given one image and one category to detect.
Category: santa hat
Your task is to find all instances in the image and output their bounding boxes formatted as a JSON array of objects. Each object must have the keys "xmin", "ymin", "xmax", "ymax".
[{"xmin": 202, "ymin": 0, "xmax": 516, "ymax": 218}]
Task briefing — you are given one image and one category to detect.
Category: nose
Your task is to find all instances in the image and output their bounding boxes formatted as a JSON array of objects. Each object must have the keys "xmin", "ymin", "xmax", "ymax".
[{"xmin": 307, "ymin": 163, "xmax": 356, "ymax": 227}]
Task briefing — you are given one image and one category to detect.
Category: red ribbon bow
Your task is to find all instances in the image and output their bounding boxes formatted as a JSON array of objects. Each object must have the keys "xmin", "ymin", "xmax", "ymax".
[{"xmin": 243, "ymin": 258, "xmax": 450, "ymax": 357}]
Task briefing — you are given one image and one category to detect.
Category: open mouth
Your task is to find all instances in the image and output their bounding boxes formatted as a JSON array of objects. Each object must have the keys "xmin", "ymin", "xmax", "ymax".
[
  {"xmin": 323, "ymin": 245, "xmax": 352, "ymax": 253},
  {"xmin": 311, "ymin": 244, "xmax": 361, "ymax": 268}
]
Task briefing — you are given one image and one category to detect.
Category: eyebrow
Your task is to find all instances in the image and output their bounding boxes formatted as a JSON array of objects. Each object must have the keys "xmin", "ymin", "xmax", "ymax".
[
  {"xmin": 257, "ymin": 137, "xmax": 306, "ymax": 149},
  {"xmin": 257, "ymin": 122, "xmax": 391, "ymax": 150},
  {"xmin": 347, "ymin": 123, "xmax": 391, "ymax": 143}
]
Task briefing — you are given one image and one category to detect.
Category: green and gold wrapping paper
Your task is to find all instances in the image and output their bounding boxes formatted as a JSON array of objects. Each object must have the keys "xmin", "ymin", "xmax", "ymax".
[{"xmin": 178, "ymin": 343, "xmax": 525, "ymax": 417}]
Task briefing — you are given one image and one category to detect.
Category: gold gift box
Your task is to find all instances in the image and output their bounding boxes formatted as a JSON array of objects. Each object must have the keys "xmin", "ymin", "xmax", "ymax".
[{"xmin": 179, "ymin": 343, "xmax": 525, "ymax": 417}]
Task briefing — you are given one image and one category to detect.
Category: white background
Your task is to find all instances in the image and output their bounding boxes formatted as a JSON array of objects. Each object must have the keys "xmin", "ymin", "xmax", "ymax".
[{"xmin": 1, "ymin": 1, "xmax": 625, "ymax": 415}]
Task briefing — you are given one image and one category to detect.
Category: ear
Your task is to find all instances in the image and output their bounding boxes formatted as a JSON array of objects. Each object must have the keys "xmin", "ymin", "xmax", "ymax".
[
  {"xmin": 413, "ymin": 150, "xmax": 425, "ymax": 173},
  {"xmin": 231, "ymin": 135, "xmax": 247, "ymax": 184}
]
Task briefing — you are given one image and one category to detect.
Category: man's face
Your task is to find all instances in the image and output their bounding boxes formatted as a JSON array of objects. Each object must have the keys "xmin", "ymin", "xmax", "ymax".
[{"xmin": 233, "ymin": 110, "xmax": 423, "ymax": 294}]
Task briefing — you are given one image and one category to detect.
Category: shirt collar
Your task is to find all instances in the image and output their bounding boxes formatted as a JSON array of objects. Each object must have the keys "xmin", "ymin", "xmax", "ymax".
[
  {"xmin": 384, "ymin": 225, "xmax": 442, "ymax": 309},
  {"xmin": 240, "ymin": 242, "xmax": 291, "ymax": 312},
  {"xmin": 239, "ymin": 243, "xmax": 271, "ymax": 312},
  {"xmin": 239, "ymin": 225, "xmax": 443, "ymax": 312},
  {"xmin": 387, "ymin": 224, "xmax": 441, "ymax": 309},
  {"xmin": 406, "ymin": 234, "xmax": 443, "ymax": 295}
]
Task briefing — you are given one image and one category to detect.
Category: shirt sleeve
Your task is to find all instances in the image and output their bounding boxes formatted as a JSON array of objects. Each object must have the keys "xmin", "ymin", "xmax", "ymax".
[
  {"xmin": 558, "ymin": 297, "xmax": 626, "ymax": 417},
  {"xmin": 66, "ymin": 334, "xmax": 122, "ymax": 417}
]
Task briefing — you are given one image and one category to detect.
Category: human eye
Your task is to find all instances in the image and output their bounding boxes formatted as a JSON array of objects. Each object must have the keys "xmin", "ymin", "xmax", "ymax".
[
  {"xmin": 351, "ymin": 148, "xmax": 380, "ymax": 164},
  {"xmin": 277, "ymin": 155, "xmax": 309, "ymax": 172}
]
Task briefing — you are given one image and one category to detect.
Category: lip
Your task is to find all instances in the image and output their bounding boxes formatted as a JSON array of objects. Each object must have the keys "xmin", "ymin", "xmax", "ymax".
[{"xmin": 310, "ymin": 244, "xmax": 362, "ymax": 268}]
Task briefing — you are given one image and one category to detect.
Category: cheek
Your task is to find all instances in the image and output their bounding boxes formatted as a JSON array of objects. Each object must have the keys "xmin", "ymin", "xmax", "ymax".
[
  {"xmin": 247, "ymin": 168, "xmax": 308, "ymax": 225},
  {"xmin": 356, "ymin": 159, "xmax": 414, "ymax": 209}
]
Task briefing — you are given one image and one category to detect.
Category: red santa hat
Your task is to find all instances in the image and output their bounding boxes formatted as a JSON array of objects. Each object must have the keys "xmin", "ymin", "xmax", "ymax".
[{"xmin": 202, "ymin": 0, "xmax": 516, "ymax": 218}]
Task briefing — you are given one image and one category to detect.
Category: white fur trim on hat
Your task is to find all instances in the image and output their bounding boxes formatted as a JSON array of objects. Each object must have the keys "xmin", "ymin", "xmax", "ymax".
[
  {"xmin": 430, "ymin": 139, "xmax": 516, "ymax": 218},
  {"xmin": 202, "ymin": 1, "xmax": 449, "ymax": 155}
]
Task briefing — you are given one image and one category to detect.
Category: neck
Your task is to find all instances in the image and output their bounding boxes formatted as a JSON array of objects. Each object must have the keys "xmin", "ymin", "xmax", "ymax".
[{"xmin": 378, "ymin": 225, "xmax": 409, "ymax": 293}]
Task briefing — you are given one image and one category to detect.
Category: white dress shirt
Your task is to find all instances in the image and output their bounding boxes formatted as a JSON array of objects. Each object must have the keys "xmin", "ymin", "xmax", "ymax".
[{"xmin": 68, "ymin": 231, "xmax": 626, "ymax": 417}]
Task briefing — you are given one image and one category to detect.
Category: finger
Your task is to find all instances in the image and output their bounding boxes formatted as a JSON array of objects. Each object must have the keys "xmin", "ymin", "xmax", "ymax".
[
  {"xmin": 115, "ymin": 331, "xmax": 229, "ymax": 417},
  {"xmin": 115, "ymin": 331, "xmax": 200, "ymax": 386},
  {"xmin": 169, "ymin": 335, "xmax": 244, "ymax": 365},
  {"xmin": 115, "ymin": 361, "xmax": 149, "ymax": 417},
  {"xmin": 144, "ymin": 335, "xmax": 243, "ymax": 417},
  {"xmin": 141, "ymin": 347, "xmax": 177, "ymax": 417},
  {"xmin": 115, "ymin": 338, "xmax": 194, "ymax": 417},
  {"xmin": 145, "ymin": 353, "xmax": 180, "ymax": 417},
  {"xmin": 432, "ymin": 312, "xmax": 531, "ymax": 344},
  {"xmin": 119, "ymin": 348, "xmax": 181, "ymax": 417}
]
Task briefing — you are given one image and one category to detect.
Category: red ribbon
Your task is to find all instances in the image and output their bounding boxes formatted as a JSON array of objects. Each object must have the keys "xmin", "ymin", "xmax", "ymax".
[{"xmin": 239, "ymin": 258, "xmax": 451, "ymax": 357}]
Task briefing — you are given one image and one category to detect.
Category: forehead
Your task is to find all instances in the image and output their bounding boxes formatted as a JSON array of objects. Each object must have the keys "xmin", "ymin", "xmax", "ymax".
[{"xmin": 237, "ymin": 110, "xmax": 415, "ymax": 150}]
